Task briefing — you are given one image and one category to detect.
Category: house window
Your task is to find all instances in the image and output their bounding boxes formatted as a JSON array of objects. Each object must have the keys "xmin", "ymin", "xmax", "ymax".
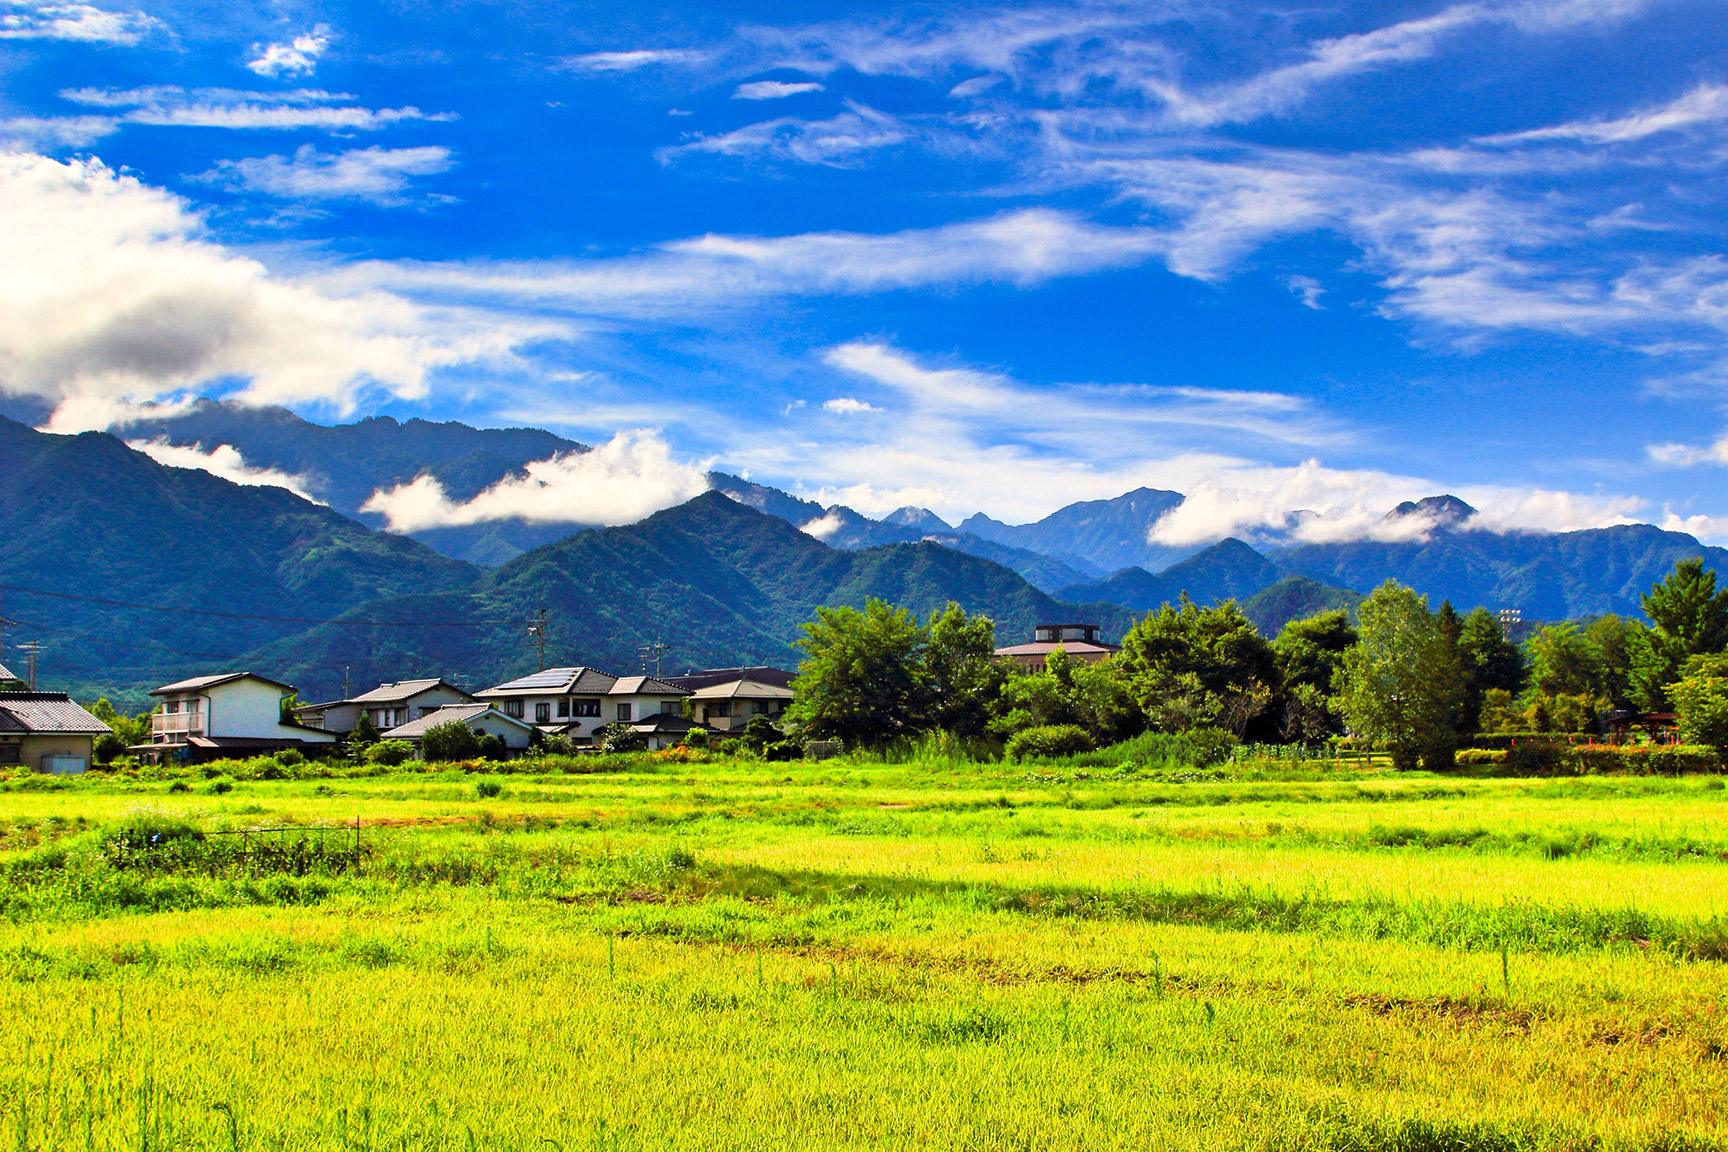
[
  {"xmin": 660, "ymin": 700, "xmax": 678, "ymax": 715},
  {"xmin": 710, "ymin": 701, "xmax": 730, "ymax": 719},
  {"xmin": 536, "ymin": 702, "xmax": 551, "ymax": 723},
  {"xmin": 753, "ymin": 701, "xmax": 768, "ymax": 714},
  {"xmin": 616, "ymin": 703, "xmax": 632, "ymax": 723},
  {"xmin": 419, "ymin": 707, "xmax": 436, "ymax": 719},
  {"xmin": 503, "ymin": 700, "xmax": 525, "ymax": 718},
  {"xmin": 573, "ymin": 699, "xmax": 600, "ymax": 717},
  {"xmin": 0, "ymin": 744, "xmax": 17, "ymax": 765},
  {"xmin": 557, "ymin": 699, "xmax": 570, "ymax": 718},
  {"xmin": 165, "ymin": 700, "xmax": 179, "ymax": 714}
]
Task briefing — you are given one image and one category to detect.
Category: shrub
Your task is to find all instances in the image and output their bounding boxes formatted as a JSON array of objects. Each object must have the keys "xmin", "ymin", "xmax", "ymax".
[
  {"xmin": 1183, "ymin": 726, "xmax": 1240, "ymax": 768},
  {"xmin": 93, "ymin": 732, "xmax": 127, "ymax": 765},
  {"xmin": 475, "ymin": 779, "xmax": 503, "ymax": 799},
  {"xmin": 601, "ymin": 726, "xmax": 648, "ymax": 754},
  {"xmin": 275, "ymin": 748, "xmax": 305, "ymax": 766},
  {"xmin": 364, "ymin": 739, "xmax": 413, "ymax": 767},
  {"xmin": 206, "ymin": 779, "xmax": 234, "ymax": 794},
  {"xmin": 681, "ymin": 728, "xmax": 711, "ymax": 751},
  {"xmin": 1455, "ymin": 748, "xmax": 1506, "ymax": 766},
  {"xmin": 476, "ymin": 733, "xmax": 508, "ymax": 761},
  {"xmin": 1502, "ymin": 742, "xmax": 1570, "ymax": 776},
  {"xmin": 654, "ymin": 745, "xmax": 710, "ymax": 764},
  {"xmin": 1005, "ymin": 724, "xmax": 1095, "ymax": 761},
  {"xmin": 715, "ymin": 738, "xmax": 745, "ymax": 757},
  {"xmin": 535, "ymin": 731, "xmax": 576, "ymax": 757},
  {"xmin": 763, "ymin": 739, "xmax": 803, "ymax": 762},
  {"xmin": 422, "ymin": 720, "xmax": 482, "ymax": 763},
  {"xmin": 167, "ymin": 780, "xmax": 191, "ymax": 794}
]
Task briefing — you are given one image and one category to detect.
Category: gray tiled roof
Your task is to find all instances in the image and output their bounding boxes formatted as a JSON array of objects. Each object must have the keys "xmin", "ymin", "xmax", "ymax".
[
  {"xmin": 349, "ymin": 678, "xmax": 470, "ymax": 705},
  {"xmin": 382, "ymin": 704, "xmax": 535, "ymax": 740},
  {"xmin": 0, "ymin": 693, "xmax": 110, "ymax": 734}
]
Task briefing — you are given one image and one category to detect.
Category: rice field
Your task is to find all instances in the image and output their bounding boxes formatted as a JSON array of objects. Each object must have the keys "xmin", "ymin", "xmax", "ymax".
[{"xmin": 1, "ymin": 757, "xmax": 1726, "ymax": 1150}]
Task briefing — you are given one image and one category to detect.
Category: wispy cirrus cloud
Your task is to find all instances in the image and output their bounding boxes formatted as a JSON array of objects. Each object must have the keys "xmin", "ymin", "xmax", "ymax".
[
  {"xmin": 561, "ymin": 49, "xmax": 703, "ymax": 73},
  {"xmin": 196, "ymin": 144, "xmax": 454, "ymax": 205},
  {"xmin": 659, "ymin": 101, "xmax": 909, "ymax": 166},
  {"xmin": 59, "ymin": 86, "xmax": 450, "ymax": 132},
  {"xmin": 0, "ymin": 1, "xmax": 157, "ymax": 44}
]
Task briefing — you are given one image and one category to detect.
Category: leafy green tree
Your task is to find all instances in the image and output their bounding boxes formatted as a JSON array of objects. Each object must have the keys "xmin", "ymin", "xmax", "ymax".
[
  {"xmin": 1272, "ymin": 610, "xmax": 1356, "ymax": 739},
  {"xmin": 351, "ymin": 711, "xmax": 381, "ymax": 747},
  {"xmin": 1117, "ymin": 597, "xmax": 1279, "ymax": 734},
  {"xmin": 1525, "ymin": 624, "xmax": 1599, "ymax": 696},
  {"xmin": 1455, "ymin": 608, "xmax": 1524, "ymax": 734},
  {"xmin": 1671, "ymin": 654, "xmax": 1728, "ymax": 752},
  {"xmin": 740, "ymin": 713, "xmax": 782, "ymax": 752},
  {"xmin": 1580, "ymin": 614, "xmax": 1644, "ymax": 709},
  {"xmin": 1633, "ymin": 558, "xmax": 1728, "ymax": 709},
  {"xmin": 992, "ymin": 650, "xmax": 1142, "ymax": 745},
  {"xmin": 421, "ymin": 718, "xmax": 482, "ymax": 762},
  {"xmin": 787, "ymin": 599, "xmax": 928, "ymax": 748},
  {"xmin": 89, "ymin": 698, "xmax": 150, "ymax": 748},
  {"xmin": 923, "ymin": 602, "xmax": 1004, "ymax": 738},
  {"xmin": 1336, "ymin": 581, "xmax": 1464, "ymax": 771}
]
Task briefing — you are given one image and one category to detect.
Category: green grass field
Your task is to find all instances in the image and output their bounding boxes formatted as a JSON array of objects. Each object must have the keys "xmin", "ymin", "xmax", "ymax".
[{"xmin": 2, "ymin": 756, "xmax": 1726, "ymax": 1150}]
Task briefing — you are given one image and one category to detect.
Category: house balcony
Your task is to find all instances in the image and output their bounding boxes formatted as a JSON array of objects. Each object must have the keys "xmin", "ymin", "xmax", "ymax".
[{"xmin": 151, "ymin": 713, "xmax": 205, "ymax": 741}]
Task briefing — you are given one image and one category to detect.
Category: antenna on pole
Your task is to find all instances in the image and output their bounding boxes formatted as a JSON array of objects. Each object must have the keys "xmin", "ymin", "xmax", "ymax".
[
  {"xmin": 638, "ymin": 639, "xmax": 670, "ymax": 678},
  {"xmin": 527, "ymin": 608, "xmax": 550, "ymax": 671}
]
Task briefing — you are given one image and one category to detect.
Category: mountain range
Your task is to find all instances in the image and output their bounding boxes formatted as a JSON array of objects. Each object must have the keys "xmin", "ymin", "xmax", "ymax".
[{"xmin": 5, "ymin": 403, "xmax": 1727, "ymax": 708}]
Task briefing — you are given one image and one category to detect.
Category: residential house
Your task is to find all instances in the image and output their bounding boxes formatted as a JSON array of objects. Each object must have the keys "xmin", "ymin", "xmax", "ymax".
[
  {"xmin": 140, "ymin": 673, "xmax": 339, "ymax": 763},
  {"xmin": 295, "ymin": 678, "xmax": 476, "ymax": 736},
  {"xmin": 619, "ymin": 713, "xmax": 712, "ymax": 752},
  {"xmin": 381, "ymin": 703, "xmax": 537, "ymax": 756},
  {"xmin": 474, "ymin": 667, "xmax": 692, "ymax": 745},
  {"xmin": 0, "ymin": 692, "xmax": 110, "ymax": 773},
  {"xmin": 993, "ymin": 623, "xmax": 1120, "ymax": 671},
  {"xmin": 667, "ymin": 668, "xmax": 796, "ymax": 733}
]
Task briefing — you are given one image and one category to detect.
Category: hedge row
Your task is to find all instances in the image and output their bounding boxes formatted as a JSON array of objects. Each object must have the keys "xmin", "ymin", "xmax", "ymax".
[{"xmin": 1456, "ymin": 744, "xmax": 1723, "ymax": 776}]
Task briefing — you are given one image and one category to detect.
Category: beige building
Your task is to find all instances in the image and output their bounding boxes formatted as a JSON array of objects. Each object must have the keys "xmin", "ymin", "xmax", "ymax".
[
  {"xmin": 993, "ymin": 623, "xmax": 1120, "ymax": 671},
  {"xmin": 0, "ymin": 692, "xmax": 110, "ymax": 773}
]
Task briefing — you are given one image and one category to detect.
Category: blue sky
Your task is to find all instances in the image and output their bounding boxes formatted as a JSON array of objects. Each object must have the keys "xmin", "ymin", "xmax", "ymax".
[{"xmin": 3, "ymin": 0, "xmax": 1728, "ymax": 543}]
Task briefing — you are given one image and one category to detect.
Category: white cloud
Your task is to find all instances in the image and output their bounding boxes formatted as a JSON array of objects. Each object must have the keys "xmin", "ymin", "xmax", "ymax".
[
  {"xmin": 59, "ymin": 86, "xmax": 446, "ymax": 132},
  {"xmin": 821, "ymin": 396, "xmax": 877, "ymax": 413},
  {"xmin": 561, "ymin": 49, "xmax": 701, "ymax": 73},
  {"xmin": 247, "ymin": 27, "xmax": 331, "ymax": 79},
  {"xmin": 1482, "ymin": 83, "xmax": 1728, "ymax": 146},
  {"xmin": 799, "ymin": 510, "xmax": 845, "ymax": 540},
  {"xmin": 1283, "ymin": 274, "xmax": 1324, "ymax": 309},
  {"xmin": 0, "ymin": 114, "xmax": 117, "ymax": 150},
  {"xmin": 126, "ymin": 438, "xmax": 321, "ymax": 502},
  {"xmin": 0, "ymin": 2, "xmax": 157, "ymax": 44},
  {"xmin": 1647, "ymin": 437, "xmax": 1728, "ymax": 468},
  {"xmin": 734, "ymin": 80, "xmax": 824, "ymax": 100},
  {"xmin": 196, "ymin": 145, "xmax": 454, "ymax": 204},
  {"xmin": 0, "ymin": 151, "xmax": 555, "ymax": 425},
  {"xmin": 359, "ymin": 430, "xmax": 707, "ymax": 530},
  {"xmin": 1660, "ymin": 509, "xmax": 1728, "ymax": 543},
  {"xmin": 948, "ymin": 75, "xmax": 1003, "ymax": 98},
  {"xmin": 659, "ymin": 101, "xmax": 909, "ymax": 167},
  {"xmin": 326, "ymin": 209, "xmax": 1166, "ymax": 318}
]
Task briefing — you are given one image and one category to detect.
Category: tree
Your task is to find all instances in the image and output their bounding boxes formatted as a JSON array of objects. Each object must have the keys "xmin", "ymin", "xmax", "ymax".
[
  {"xmin": 1336, "ymin": 581, "xmax": 1465, "ymax": 771},
  {"xmin": 992, "ymin": 649, "xmax": 1143, "ymax": 745},
  {"xmin": 923, "ymin": 602, "xmax": 1004, "ymax": 738},
  {"xmin": 1525, "ymin": 624, "xmax": 1599, "ymax": 696},
  {"xmin": 421, "ymin": 719, "xmax": 482, "ymax": 762},
  {"xmin": 1455, "ymin": 608, "xmax": 1524, "ymax": 734},
  {"xmin": 1670, "ymin": 654, "xmax": 1728, "ymax": 751},
  {"xmin": 351, "ymin": 711, "xmax": 381, "ymax": 747},
  {"xmin": 1580, "ymin": 614, "xmax": 1644, "ymax": 709},
  {"xmin": 1117, "ymin": 597, "xmax": 1279, "ymax": 734},
  {"xmin": 1633, "ymin": 558, "xmax": 1728, "ymax": 709},
  {"xmin": 787, "ymin": 599, "xmax": 928, "ymax": 748},
  {"xmin": 1272, "ymin": 610, "xmax": 1356, "ymax": 739}
]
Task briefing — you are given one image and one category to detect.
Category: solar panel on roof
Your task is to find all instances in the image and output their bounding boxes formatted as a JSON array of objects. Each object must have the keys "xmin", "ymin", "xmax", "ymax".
[{"xmin": 494, "ymin": 667, "xmax": 583, "ymax": 690}]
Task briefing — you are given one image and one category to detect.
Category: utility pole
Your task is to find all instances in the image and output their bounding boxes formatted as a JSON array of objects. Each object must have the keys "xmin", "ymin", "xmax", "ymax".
[
  {"xmin": 527, "ymin": 608, "xmax": 550, "ymax": 672},
  {"xmin": 343, "ymin": 665, "xmax": 352, "ymax": 700},
  {"xmin": 638, "ymin": 639, "xmax": 670, "ymax": 678},
  {"xmin": 18, "ymin": 641, "xmax": 40, "ymax": 691}
]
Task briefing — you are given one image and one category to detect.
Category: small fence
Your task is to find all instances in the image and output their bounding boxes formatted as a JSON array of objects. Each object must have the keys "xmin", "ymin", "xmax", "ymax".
[{"xmin": 107, "ymin": 822, "xmax": 365, "ymax": 877}]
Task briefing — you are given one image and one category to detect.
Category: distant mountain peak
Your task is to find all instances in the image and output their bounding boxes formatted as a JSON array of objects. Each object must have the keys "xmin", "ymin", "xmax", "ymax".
[
  {"xmin": 882, "ymin": 506, "xmax": 952, "ymax": 533},
  {"xmin": 1386, "ymin": 494, "xmax": 1477, "ymax": 529}
]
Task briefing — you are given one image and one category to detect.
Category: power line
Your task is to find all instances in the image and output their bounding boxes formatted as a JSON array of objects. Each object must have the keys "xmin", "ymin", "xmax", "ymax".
[{"xmin": 0, "ymin": 582, "xmax": 521, "ymax": 628}]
